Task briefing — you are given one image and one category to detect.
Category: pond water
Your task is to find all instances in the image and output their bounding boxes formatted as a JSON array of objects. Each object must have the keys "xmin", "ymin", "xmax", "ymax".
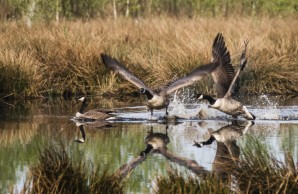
[{"xmin": 0, "ymin": 94, "xmax": 297, "ymax": 193}]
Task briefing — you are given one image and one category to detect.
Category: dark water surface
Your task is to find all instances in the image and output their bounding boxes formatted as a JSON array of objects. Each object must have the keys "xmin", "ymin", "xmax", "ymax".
[{"xmin": 0, "ymin": 95, "xmax": 297, "ymax": 193}]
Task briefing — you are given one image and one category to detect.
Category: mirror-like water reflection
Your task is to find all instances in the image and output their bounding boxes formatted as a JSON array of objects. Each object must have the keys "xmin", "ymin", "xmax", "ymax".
[{"xmin": 0, "ymin": 95, "xmax": 297, "ymax": 193}]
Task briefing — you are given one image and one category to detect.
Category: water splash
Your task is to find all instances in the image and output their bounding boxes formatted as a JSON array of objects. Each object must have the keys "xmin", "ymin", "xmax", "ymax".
[
  {"xmin": 168, "ymin": 91, "xmax": 200, "ymax": 118},
  {"xmin": 259, "ymin": 94, "xmax": 278, "ymax": 108}
]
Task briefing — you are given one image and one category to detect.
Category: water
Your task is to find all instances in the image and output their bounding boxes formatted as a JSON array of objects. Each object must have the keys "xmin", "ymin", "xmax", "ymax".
[{"xmin": 0, "ymin": 95, "xmax": 297, "ymax": 193}]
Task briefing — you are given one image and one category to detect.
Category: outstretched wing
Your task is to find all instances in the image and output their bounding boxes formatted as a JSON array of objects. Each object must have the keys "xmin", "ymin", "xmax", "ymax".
[
  {"xmin": 224, "ymin": 40, "xmax": 248, "ymax": 98},
  {"xmin": 162, "ymin": 33, "xmax": 231, "ymax": 95},
  {"xmin": 162, "ymin": 62, "xmax": 219, "ymax": 95},
  {"xmin": 101, "ymin": 54, "xmax": 153, "ymax": 93},
  {"xmin": 210, "ymin": 33, "xmax": 235, "ymax": 98}
]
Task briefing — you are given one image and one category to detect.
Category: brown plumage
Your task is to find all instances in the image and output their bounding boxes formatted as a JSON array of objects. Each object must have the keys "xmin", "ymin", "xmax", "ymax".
[
  {"xmin": 101, "ymin": 33, "xmax": 230, "ymax": 117},
  {"xmin": 197, "ymin": 40, "xmax": 255, "ymax": 120},
  {"xmin": 75, "ymin": 97, "xmax": 114, "ymax": 120}
]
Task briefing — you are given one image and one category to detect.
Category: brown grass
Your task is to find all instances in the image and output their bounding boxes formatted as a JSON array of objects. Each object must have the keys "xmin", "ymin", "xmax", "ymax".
[
  {"xmin": 21, "ymin": 143, "xmax": 124, "ymax": 194},
  {"xmin": 0, "ymin": 17, "xmax": 297, "ymax": 97}
]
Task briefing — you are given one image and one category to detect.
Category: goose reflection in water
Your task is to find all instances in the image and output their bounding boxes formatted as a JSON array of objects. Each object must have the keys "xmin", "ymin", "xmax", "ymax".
[
  {"xmin": 193, "ymin": 121, "xmax": 254, "ymax": 179},
  {"xmin": 74, "ymin": 125, "xmax": 86, "ymax": 143},
  {"xmin": 114, "ymin": 125, "xmax": 208, "ymax": 179},
  {"xmin": 72, "ymin": 120, "xmax": 113, "ymax": 143}
]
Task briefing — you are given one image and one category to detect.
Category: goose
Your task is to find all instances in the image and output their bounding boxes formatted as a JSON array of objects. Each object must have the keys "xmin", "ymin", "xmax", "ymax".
[
  {"xmin": 197, "ymin": 41, "xmax": 256, "ymax": 120},
  {"xmin": 75, "ymin": 97, "xmax": 115, "ymax": 120},
  {"xmin": 101, "ymin": 33, "xmax": 230, "ymax": 118}
]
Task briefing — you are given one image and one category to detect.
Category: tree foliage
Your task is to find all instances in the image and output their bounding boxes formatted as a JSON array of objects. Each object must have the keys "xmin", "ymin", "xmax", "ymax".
[{"xmin": 0, "ymin": 0, "xmax": 297, "ymax": 21}]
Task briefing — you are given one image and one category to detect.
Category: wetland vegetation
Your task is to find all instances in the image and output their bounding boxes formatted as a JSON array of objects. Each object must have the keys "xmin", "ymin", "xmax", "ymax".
[
  {"xmin": 16, "ymin": 133, "xmax": 298, "ymax": 194},
  {"xmin": 0, "ymin": 0, "xmax": 297, "ymax": 98},
  {"xmin": 0, "ymin": 1, "xmax": 297, "ymax": 194}
]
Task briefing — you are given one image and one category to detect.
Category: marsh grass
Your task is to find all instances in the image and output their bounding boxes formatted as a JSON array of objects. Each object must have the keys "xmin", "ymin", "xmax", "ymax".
[
  {"xmin": 21, "ymin": 143, "xmax": 124, "ymax": 194},
  {"xmin": 155, "ymin": 136, "xmax": 298, "ymax": 194},
  {"xmin": 234, "ymin": 137, "xmax": 298, "ymax": 193},
  {"xmin": 0, "ymin": 17, "xmax": 297, "ymax": 98},
  {"xmin": 156, "ymin": 169, "xmax": 230, "ymax": 194}
]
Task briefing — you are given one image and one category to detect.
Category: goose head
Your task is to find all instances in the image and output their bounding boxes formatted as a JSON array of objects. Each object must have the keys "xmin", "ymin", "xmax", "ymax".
[{"xmin": 140, "ymin": 88, "xmax": 153, "ymax": 100}]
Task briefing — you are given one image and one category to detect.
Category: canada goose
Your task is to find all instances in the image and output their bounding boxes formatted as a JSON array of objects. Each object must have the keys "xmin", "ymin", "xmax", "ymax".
[
  {"xmin": 197, "ymin": 41, "xmax": 256, "ymax": 120},
  {"xmin": 75, "ymin": 97, "xmax": 115, "ymax": 120},
  {"xmin": 101, "ymin": 33, "xmax": 230, "ymax": 118}
]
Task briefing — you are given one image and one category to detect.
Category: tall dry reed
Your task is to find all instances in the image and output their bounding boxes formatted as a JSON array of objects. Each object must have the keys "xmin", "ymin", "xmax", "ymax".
[{"xmin": 0, "ymin": 17, "xmax": 297, "ymax": 97}]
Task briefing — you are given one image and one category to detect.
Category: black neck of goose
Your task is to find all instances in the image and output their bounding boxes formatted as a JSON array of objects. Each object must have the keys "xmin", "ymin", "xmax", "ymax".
[
  {"xmin": 143, "ymin": 90, "xmax": 153, "ymax": 100},
  {"xmin": 202, "ymin": 135, "xmax": 216, "ymax": 146},
  {"xmin": 79, "ymin": 99, "xmax": 88, "ymax": 114},
  {"xmin": 140, "ymin": 144, "xmax": 153, "ymax": 156},
  {"xmin": 203, "ymin": 95, "xmax": 216, "ymax": 105}
]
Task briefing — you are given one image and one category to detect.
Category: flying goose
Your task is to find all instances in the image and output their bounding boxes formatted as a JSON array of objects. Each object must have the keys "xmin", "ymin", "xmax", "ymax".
[
  {"xmin": 101, "ymin": 33, "xmax": 230, "ymax": 117},
  {"xmin": 75, "ymin": 97, "xmax": 115, "ymax": 120},
  {"xmin": 197, "ymin": 41, "xmax": 256, "ymax": 120}
]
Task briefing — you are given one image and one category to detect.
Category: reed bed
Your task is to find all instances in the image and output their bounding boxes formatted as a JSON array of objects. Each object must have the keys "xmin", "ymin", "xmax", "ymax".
[
  {"xmin": 21, "ymin": 143, "xmax": 124, "ymax": 194},
  {"xmin": 0, "ymin": 17, "xmax": 297, "ymax": 98},
  {"xmin": 155, "ymin": 170, "xmax": 230, "ymax": 194}
]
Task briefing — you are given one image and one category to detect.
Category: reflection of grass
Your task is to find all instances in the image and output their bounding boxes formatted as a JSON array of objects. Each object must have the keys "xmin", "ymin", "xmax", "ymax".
[
  {"xmin": 22, "ymin": 143, "xmax": 124, "ymax": 194},
  {"xmin": 0, "ymin": 17, "xmax": 297, "ymax": 97},
  {"xmin": 235, "ymin": 136, "xmax": 298, "ymax": 193},
  {"xmin": 156, "ymin": 137, "xmax": 298, "ymax": 193},
  {"xmin": 0, "ymin": 122, "xmax": 38, "ymax": 147},
  {"xmin": 156, "ymin": 169, "xmax": 230, "ymax": 194}
]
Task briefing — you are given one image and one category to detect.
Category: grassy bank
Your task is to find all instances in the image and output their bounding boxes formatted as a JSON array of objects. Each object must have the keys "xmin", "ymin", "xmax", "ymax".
[{"xmin": 0, "ymin": 17, "xmax": 297, "ymax": 98}]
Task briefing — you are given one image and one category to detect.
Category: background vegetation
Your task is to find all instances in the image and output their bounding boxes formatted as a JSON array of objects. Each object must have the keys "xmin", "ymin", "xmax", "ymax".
[
  {"xmin": 1, "ymin": 0, "xmax": 297, "ymax": 21},
  {"xmin": 0, "ymin": 0, "xmax": 297, "ymax": 98}
]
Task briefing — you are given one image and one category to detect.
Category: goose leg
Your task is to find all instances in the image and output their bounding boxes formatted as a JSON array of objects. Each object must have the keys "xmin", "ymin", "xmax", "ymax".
[
  {"xmin": 150, "ymin": 109, "xmax": 153, "ymax": 120},
  {"xmin": 165, "ymin": 106, "xmax": 169, "ymax": 117}
]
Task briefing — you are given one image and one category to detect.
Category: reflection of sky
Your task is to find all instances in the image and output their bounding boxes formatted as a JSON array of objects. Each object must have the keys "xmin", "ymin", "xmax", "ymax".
[{"xmin": 14, "ymin": 165, "xmax": 29, "ymax": 194}]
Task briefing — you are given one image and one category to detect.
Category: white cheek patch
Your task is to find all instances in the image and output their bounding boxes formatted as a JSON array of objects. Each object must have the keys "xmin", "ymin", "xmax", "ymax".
[{"xmin": 212, "ymin": 99, "xmax": 222, "ymax": 108}]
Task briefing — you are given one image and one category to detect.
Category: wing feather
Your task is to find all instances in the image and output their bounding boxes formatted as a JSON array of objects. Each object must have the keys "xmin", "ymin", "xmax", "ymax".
[
  {"xmin": 162, "ymin": 62, "xmax": 218, "ymax": 95},
  {"xmin": 101, "ymin": 54, "xmax": 153, "ymax": 93},
  {"xmin": 224, "ymin": 40, "xmax": 248, "ymax": 98},
  {"xmin": 210, "ymin": 33, "xmax": 235, "ymax": 98},
  {"xmin": 163, "ymin": 33, "xmax": 232, "ymax": 95}
]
